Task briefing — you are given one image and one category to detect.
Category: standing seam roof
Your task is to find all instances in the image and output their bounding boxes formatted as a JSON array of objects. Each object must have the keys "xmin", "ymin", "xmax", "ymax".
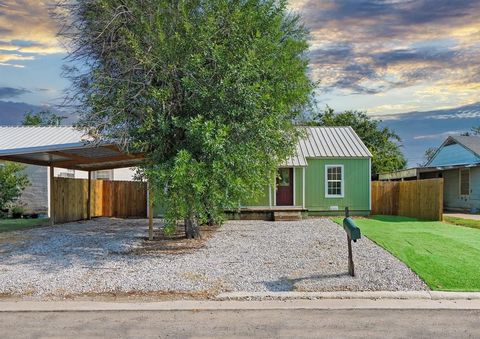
[{"xmin": 283, "ymin": 126, "xmax": 371, "ymax": 167}]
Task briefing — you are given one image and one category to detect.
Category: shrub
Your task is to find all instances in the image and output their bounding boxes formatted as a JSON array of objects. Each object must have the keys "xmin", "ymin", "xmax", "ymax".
[{"xmin": 0, "ymin": 162, "xmax": 30, "ymax": 211}]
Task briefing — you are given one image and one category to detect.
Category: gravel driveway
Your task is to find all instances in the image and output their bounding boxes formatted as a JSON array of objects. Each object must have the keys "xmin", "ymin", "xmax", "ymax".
[{"xmin": 0, "ymin": 218, "xmax": 427, "ymax": 298}]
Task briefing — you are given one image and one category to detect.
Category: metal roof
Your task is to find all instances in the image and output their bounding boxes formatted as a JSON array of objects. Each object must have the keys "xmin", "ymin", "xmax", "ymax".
[
  {"xmin": 0, "ymin": 126, "xmax": 88, "ymax": 155},
  {"xmin": 0, "ymin": 126, "xmax": 144, "ymax": 171},
  {"xmin": 284, "ymin": 126, "xmax": 372, "ymax": 166},
  {"xmin": 449, "ymin": 135, "xmax": 480, "ymax": 157},
  {"xmin": 425, "ymin": 134, "xmax": 480, "ymax": 166},
  {"xmin": 0, "ymin": 126, "xmax": 370, "ymax": 170}
]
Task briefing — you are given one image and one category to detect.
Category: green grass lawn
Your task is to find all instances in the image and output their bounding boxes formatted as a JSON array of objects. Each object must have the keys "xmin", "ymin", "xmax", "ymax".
[
  {"xmin": 0, "ymin": 218, "xmax": 49, "ymax": 233},
  {"xmin": 334, "ymin": 215, "xmax": 480, "ymax": 291},
  {"xmin": 444, "ymin": 216, "xmax": 480, "ymax": 230}
]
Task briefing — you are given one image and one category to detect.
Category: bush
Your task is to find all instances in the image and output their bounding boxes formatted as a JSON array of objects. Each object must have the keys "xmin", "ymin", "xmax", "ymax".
[
  {"xmin": 0, "ymin": 162, "xmax": 30, "ymax": 211},
  {"xmin": 11, "ymin": 205, "xmax": 25, "ymax": 219}
]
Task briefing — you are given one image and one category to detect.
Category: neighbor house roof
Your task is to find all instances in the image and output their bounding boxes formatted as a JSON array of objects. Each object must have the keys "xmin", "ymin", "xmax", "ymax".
[
  {"xmin": 284, "ymin": 126, "xmax": 372, "ymax": 167},
  {"xmin": 425, "ymin": 134, "xmax": 480, "ymax": 167},
  {"xmin": 447, "ymin": 135, "xmax": 480, "ymax": 157},
  {"xmin": 0, "ymin": 126, "xmax": 144, "ymax": 171}
]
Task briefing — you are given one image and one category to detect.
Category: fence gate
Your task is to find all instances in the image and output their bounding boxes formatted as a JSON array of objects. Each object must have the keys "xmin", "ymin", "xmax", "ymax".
[{"xmin": 53, "ymin": 177, "xmax": 147, "ymax": 223}]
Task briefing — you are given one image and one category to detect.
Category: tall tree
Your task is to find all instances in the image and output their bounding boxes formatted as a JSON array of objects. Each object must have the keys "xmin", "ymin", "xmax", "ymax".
[
  {"xmin": 307, "ymin": 107, "xmax": 407, "ymax": 175},
  {"xmin": 22, "ymin": 110, "xmax": 67, "ymax": 126},
  {"xmin": 59, "ymin": 0, "xmax": 313, "ymax": 237}
]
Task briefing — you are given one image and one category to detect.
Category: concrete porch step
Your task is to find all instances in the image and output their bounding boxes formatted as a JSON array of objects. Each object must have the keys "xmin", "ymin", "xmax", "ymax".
[{"xmin": 273, "ymin": 211, "xmax": 302, "ymax": 221}]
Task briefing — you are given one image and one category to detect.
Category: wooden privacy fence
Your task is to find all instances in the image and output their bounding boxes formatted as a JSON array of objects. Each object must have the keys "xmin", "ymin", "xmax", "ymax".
[
  {"xmin": 371, "ymin": 178, "xmax": 443, "ymax": 221},
  {"xmin": 53, "ymin": 177, "xmax": 147, "ymax": 223}
]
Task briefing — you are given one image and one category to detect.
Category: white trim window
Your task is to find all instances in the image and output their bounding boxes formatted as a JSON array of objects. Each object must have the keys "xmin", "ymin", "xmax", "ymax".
[
  {"xmin": 325, "ymin": 165, "xmax": 344, "ymax": 198},
  {"xmin": 459, "ymin": 168, "xmax": 470, "ymax": 197}
]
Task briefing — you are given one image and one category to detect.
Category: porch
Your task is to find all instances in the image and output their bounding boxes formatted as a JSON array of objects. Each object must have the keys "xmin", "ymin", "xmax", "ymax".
[{"xmin": 226, "ymin": 206, "xmax": 307, "ymax": 221}]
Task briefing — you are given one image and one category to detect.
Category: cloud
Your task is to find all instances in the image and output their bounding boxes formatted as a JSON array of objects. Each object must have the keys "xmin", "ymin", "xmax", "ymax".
[
  {"xmin": 292, "ymin": 0, "xmax": 480, "ymax": 111},
  {"xmin": 0, "ymin": 87, "xmax": 30, "ymax": 99},
  {"xmin": 414, "ymin": 131, "xmax": 466, "ymax": 140},
  {"xmin": 0, "ymin": 53, "xmax": 34, "ymax": 62},
  {"xmin": 0, "ymin": 1, "xmax": 64, "ymax": 68}
]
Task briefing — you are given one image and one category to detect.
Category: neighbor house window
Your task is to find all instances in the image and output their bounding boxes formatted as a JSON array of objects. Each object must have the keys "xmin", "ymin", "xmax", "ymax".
[
  {"xmin": 94, "ymin": 170, "xmax": 114, "ymax": 180},
  {"xmin": 325, "ymin": 165, "xmax": 344, "ymax": 198},
  {"xmin": 460, "ymin": 168, "xmax": 470, "ymax": 196},
  {"xmin": 57, "ymin": 169, "xmax": 75, "ymax": 178}
]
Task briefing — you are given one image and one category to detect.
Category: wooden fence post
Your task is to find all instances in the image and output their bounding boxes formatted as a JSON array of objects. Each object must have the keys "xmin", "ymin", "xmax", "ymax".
[
  {"xmin": 148, "ymin": 184, "xmax": 154, "ymax": 241},
  {"xmin": 87, "ymin": 171, "xmax": 92, "ymax": 220},
  {"xmin": 49, "ymin": 166, "xmax": 55, "ymax": 226}
]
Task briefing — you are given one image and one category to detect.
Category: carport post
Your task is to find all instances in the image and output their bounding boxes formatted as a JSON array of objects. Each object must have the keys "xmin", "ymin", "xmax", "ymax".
[
  {"xmin": 87, "ymin": 171, "xmax": 92, "ymax": 220},
  {"xmin": 49, "ymin": 166, "xmax": 55, "ymax": 226}
]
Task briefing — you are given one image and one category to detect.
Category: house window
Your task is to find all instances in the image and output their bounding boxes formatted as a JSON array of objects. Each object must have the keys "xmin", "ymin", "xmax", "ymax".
[
  {"xmin": 57, "ymin": 169, "xmax": 75, "ymax": 178},
  {"xmin": 460, "ymin": 168, "xmax": 470, "ymax": 196},
  {"xmin": 94, "ymin": 170, "xmax": 114, "ymax": 180},
  {"xmin": 325, "ymin": 165, "xmax": 344, "ymax": 198},
  {"xmin": 278, "ymin": 168, "xmax": 290, "ymax": 186}
]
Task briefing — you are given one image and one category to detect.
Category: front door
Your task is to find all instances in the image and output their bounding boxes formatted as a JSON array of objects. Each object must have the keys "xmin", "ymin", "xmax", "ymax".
[{"xmin": 276, "ymin": 168, "xmax": 293, "ymax": 206}]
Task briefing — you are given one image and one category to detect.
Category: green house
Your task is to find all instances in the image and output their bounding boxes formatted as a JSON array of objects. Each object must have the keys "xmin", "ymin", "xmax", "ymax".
[{"xmin": 242, "ymin": 126, "xmax": 372, "ymax": 217}]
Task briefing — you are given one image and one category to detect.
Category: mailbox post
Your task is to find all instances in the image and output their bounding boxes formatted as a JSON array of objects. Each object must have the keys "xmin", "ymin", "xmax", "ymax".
[{"xmin": 343, "ymin": 207, "xmax": 361, "ymax": 277}]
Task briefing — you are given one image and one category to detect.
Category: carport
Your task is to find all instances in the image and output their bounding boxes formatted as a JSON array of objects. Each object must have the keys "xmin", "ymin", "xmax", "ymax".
[{"xmin": 0, "ymin": 126, "xmax": 155, "ymax": 237}]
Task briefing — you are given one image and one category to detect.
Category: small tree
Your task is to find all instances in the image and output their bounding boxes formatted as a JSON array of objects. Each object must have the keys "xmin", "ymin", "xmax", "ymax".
[
  {"xmin": 420, "ymin": 147, "xmax": 437, "ymax": 166},
  {"xmin": 0, "ymin": 162, "xmax": 30, "ymax": 213},
  {"xmin": 59, "ymin": 0, "xmax": 313, "ymax": 237},
  {"xmin": 22, "ymin": 110, "xmax": 67, "ymax": 126},
  {"xmin": 307, "ymin": 107, "xmax": 407, "ymax": 175},
  {"xmin": 461, "ymin": 126, "xmax": 480, "ymax": 136}
]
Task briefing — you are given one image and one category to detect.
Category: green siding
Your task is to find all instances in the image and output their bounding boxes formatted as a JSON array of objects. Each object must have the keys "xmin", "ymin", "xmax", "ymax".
[
  {"xmin": 294, "ymin": 167, "xmax": 303, "ymax": 207},
  {"xmin": 154, "ymin": 158, "xmax": 371, "ymax": 214},
  {"xmin": 243, "ymin": 184, "xmax": 271, "ymax": 207},
  {"xmin": 305, "ymin": 158, "xmax": 370, "ymax": 212}
]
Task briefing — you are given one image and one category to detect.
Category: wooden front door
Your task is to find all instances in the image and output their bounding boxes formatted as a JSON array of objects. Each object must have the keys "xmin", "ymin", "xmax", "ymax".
[{"xmin": 276, "ymin": 168, "xmax": 294, "ymax": 206}]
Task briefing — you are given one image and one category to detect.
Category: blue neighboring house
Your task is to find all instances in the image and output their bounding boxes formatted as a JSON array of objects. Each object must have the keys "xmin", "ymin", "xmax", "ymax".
[{"xmin": 379, "ymin": 135, "xmax": 480, "ymax": 213}]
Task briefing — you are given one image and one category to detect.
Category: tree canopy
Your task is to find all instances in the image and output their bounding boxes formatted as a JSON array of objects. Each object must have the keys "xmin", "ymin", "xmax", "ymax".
[
  {"xmin": 307, "ymin": 107, "xmax": 407, "ymax": 175},
  {"xmin": 22, "ymin": 111, "xmax": 67, "ymax": 126},
  {"xmin": 60, "ymin": 0, "xmax": 313, "ymax": 237}
]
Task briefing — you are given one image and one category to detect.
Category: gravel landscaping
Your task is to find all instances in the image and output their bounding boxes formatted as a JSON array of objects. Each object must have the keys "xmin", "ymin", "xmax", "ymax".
[{"xmin": 0, "ymin": 218, "xmax": 427, "ymax": 299}]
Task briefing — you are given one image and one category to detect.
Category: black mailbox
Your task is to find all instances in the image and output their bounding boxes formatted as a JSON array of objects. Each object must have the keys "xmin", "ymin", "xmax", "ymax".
[
  {"xmin": 343, "ymin": 207, "xmax": 361, "ymax": 277},
  {"xmin": 343, "ymin": 217, "xmax": 361, "ymax": 242}
]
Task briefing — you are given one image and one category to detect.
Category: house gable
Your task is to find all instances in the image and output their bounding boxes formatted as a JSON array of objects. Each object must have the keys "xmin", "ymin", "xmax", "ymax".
[{"xmin": 428, "ymin": 138, "xmax": 480, "ymax": 167}]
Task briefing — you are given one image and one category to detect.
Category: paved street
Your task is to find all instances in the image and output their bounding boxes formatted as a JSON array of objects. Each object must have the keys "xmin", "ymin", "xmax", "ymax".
[{"xmin": 2, "ymin": 308, "xmax": 479, "ymax": 338}]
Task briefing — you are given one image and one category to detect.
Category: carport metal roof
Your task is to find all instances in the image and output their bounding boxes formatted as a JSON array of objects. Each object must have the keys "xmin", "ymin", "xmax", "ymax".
[{"xmin": 0, "ymin": 126, "xmax": 144, "ymax": 171}]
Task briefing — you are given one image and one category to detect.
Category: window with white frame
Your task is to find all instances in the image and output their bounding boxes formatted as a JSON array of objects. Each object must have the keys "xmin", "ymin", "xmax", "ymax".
[
  {"xmin": 325, "ymin": 165, "xmax": 344, "ymax": 197},
  {"xmin": 459, "ymin": 168, "xmax": 470, "ymax": 196}
]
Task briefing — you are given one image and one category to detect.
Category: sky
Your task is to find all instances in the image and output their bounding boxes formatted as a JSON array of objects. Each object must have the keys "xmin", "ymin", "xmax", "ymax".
[{"xmin": 0, "ymin": 0, "xmax": 479, "ymax": 166}]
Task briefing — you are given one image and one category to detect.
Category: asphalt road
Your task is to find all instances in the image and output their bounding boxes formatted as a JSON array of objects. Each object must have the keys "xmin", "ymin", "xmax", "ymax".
[{"xmin": 2, "ymin": 309, "xmax": 479, "ymax": 338}]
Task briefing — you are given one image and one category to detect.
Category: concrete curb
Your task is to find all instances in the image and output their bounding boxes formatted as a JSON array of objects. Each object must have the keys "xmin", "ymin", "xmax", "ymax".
[
  {"xmin": 1, "ymin": 298, "xmax": 480, "ymax": 312},
  {"xmin": 216, "ymin": 291, "xmax": 480, "ymax": 301},
  {"xmin": 1, "ymin": 291, "xmax": 480, "ymax": 312}
]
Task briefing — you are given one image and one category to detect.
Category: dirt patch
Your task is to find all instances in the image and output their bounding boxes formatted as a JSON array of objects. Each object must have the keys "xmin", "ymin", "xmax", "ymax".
[
  {"xmin": 131, "ymin": 224, "xmax": 221, "ymax": 255},
  {"xmin": 0, "ymin": 290, "xmax": 218, "ymax": 302}
]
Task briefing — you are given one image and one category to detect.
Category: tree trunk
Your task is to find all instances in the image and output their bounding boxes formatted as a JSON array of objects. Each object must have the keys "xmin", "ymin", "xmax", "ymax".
[{"xmin": 185, "ymin": 216, "xmax": 200, "ymax": 239}]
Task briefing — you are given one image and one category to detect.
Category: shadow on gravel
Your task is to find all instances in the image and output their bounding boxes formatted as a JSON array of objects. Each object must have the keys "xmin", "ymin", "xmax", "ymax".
[{"xmin": 263, "ymin": 273, "xmax": 351, "ymax": 291}]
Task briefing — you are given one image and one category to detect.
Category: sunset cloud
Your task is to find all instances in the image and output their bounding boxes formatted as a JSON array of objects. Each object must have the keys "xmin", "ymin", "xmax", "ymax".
[
  {"xmin": 291, "ymin": 0, "xmax": 480, "ymax": 114},
  {"xmin": 0, "ymin": 0, "xmax": 478, "ymax": 118},
  {"xmin": 0, "ymin": 0, "xmax": 63, "ymax": 68}
]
